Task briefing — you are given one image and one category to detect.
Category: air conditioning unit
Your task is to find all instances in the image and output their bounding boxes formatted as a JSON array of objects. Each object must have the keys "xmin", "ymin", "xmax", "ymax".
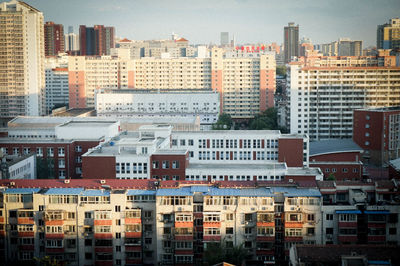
[
  {"xmin": 64, "ymin": 179, "xmax": 70, "ymax": 184},
  {"xmin": 100, "ymin": 180, "xmax": 106, "ymax": 184},
  {"xmin": 245, "ymin": 221, "xmax": 250, "ymax": 225}
]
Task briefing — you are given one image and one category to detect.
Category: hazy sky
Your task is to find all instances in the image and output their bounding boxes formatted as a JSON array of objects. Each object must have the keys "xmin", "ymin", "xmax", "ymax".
[{"xmin": 6, "ymin": 0, "xmax": 400, "ymax": 46}]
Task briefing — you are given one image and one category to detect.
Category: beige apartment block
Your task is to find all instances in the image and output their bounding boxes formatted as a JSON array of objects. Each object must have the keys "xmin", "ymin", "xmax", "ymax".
[
  {"xmin": 0, "ymin": 0, "xmax": 45, "ymax": 117},
  {"xmin": 287, "ymin": 53, "xmax": 400, "ymax": 140},
  {"xmin": 69, "ymin": 48, "xmax": 276, "ymax": 119}
]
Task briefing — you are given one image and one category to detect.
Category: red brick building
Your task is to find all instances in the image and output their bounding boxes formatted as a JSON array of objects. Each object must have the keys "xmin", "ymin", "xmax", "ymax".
[
  {"xmin": 309, "ymin": 139, "xmax": 363, "ymax": 181},
  {"xmin": 353, "ymin": 107, "xmax": 400, "ymax": 166},
  {"xmin": 44, "ymin": 21, "xmax": 64, "ymax": 56}
]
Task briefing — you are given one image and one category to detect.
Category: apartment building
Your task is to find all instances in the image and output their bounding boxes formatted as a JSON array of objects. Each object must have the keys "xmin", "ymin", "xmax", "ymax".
[
  {"xmin": 79, "ymin": 25, "xmax": 115, "ymax": 56},
  {"xmin": 286, "ymin": 52, "xmax": 400, "ymax": 140},
  {"xmin": 68, "ymin": 47, "xmax": 276, "ymax": 119},
  {"xmin": 0, "ymin": 0, "xmax": 45, "ymax": 117},
  {"xmin": 0, "ymin": 179, "xmax": 324, "ymax": 265},
  {"xmin": 353, "ymin": 107, "xmax": 400, "ymax": 166},
  {"xmin": 82, "ymin": 125, "xmax": 320, "ymax": 182},
  {"xmin": 68, "ymin": 56, "xmax": 135, "ymax": 108},
  {"xmin": 377, "ymin": 18, "xmax": 400, "ymax": 51},
  {"xmin": 0, "ymin": 117, "xmax": 120, "ymax": 179},
  {"xmin": 95, "ymin": 89, "xmax": 220, "ymax": 128},
  {"xmin": 318, "ymin": 179, "xmax": 400, "ymax": 246},
  {"xmin": 44, "ymin": 21, "xmax": 64, "ymax": 56}
]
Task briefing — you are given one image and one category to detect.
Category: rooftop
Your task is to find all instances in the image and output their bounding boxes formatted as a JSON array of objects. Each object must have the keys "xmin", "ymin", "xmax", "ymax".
[
  {"xmin": 389, "ymin": 157, "xmax": 400, "ymax": 172},
  {"xmin": 356, "ymin": 106, "xmax": 400, "ymax": 113},
  {"xmin": 187, "ymin": 163, "xmax": 287, "ymax": 171},
  {"xmin": 309, "ymin": 139, "xmax": 362, "ymax": 156}
]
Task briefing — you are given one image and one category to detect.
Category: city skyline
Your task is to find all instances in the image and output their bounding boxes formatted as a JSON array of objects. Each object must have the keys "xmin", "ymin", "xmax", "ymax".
[{"xmin": 4, "ymin": 0, "xmax": 399, "ymax": 46}]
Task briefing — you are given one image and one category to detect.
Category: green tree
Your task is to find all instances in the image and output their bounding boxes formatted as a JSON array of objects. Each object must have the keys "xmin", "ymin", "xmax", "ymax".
[
  {"xmin": 327, "ymin": 173, "xmax": 336, "ymax": 181},
  {"xmin": 248, "ymin": 108, "xmax": 278, "ymax": 130},
  {"xmin": 36, "ymin": 157, "xmax": 54, "ymax": 179},
  {"xmin": 213, "ymin": 113, "xmax": 233, "ymax": 130},
  {"xmin": 203, "ymin": 241, "xmax": 249, "ymax": 266},
  {"xmin": 34, "ymin": 256, "xmax": 64, "ymax": 266},
  {"xmin": 276, "ymin": 65, "xmax": 287, "ymax": 77}
]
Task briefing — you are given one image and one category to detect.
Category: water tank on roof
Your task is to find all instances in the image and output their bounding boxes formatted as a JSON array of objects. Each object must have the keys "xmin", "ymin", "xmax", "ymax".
[{"xmin": 110, "ymin": 141, "xmax": 115, "ymax": 146}]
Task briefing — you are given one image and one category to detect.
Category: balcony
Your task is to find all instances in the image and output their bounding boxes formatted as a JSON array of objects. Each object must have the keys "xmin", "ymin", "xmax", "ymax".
[
  {"xmin": 203, "ymin": 235, "xmax": 221, "ymax": 241},
  {"xmin": 175, "ymin": 221, "xmax": 194, "ymax": 228},
  {"xmin": 125, "ymin": 231, "xmax": 142, "ymax": 238},
  {"xmin": 203, "ymin": 221, "xmax": 221, "ymax": 228}
]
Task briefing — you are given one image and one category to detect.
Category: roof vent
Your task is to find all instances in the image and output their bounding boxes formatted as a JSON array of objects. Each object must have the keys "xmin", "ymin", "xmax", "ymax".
[
  {"xmin": 64, "ymin": 180, "xmax": 70, "ymax": 184},
  {"xmin": 100, "ymin": 180, "xmax": 106, "ymax": 184}
]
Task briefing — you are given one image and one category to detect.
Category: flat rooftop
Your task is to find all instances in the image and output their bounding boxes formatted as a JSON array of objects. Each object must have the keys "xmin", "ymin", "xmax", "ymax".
[
  {"xmin": 356, "ymin": 106, "xmax": 400, "ymax": 112},
  {"xmin": 187, "ymin": 163, "xmax": 287, "ymax": 171}
]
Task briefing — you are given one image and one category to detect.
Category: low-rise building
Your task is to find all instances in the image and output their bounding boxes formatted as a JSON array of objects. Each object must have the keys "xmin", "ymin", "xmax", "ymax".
[
  {"xmin": 82, "ymin": 126, "xmax": 323, "ymax": 182},
  {"xmin": 95, "ymin": 89, "xmax": 219, "ymax": 129},
  {"xmin": 309, "ymin": 139, "xmax": 364, "ymax": 180},
  {"xmin": 0, "ymin": 117, "xmax": 120, "ymax": 179},
  {"xmin": 0, "ymin": 153, "xmax": 36, "ymax": 179},
  {"xmin": 353, "ymin": 106, "xmax": 400, "ymax": 166}
]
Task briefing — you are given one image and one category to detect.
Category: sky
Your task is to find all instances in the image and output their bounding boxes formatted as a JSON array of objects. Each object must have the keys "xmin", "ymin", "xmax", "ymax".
[{"xmin": 5, "ymin": 0, "xmax": 400, "ymax": 46}]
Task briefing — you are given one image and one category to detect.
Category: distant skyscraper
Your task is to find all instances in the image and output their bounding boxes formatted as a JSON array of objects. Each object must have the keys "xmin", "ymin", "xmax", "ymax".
[
  {"xmin": 68, "ymin": 25, "xmax": 73, "ymax": 34},
  {"xmin": 79, "ymin": 25, "xmax": 115, "ymax": 55},
  {"xmin": 0, "ymin": 0, "xmax": 45, "ymax": 117},
  {"xmin": 377, "ymin": 18, "xmax": 400, "ymax": 51},
  {"xmin": 44, "ymin": 21, "xmax": 65, "ymax": 56},
  {"xmin": 284, "ymin": 22, "xmax": 299, "ymax": 63},
  {"xmin": 64, "ymin": 32, "xmax": 80, "ymax": 52},
  {"xmin": 337, "ymin": 38, "xmax": 362, "ymax": 56},
  {"xmin": 220, "ymin": 32, "xmax": 229, "ymax": 46}
]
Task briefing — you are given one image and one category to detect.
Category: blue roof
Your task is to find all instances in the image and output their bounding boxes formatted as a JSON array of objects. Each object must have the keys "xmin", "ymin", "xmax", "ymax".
[
  {"xmin": 309, "ymin": 139, "xmax": 362, "ymax": 156},
  {"xmin": 44, "ymin": 188, "xmax": 84, "ymax": 195},
  {"xmin": 270, "ymin": 187, "xmax": 322, "ymax": 197},
  {"xmin": 336, "ymin": 210, "xmax": 362, "ymax": 214},
  {"xmin": 190, "ymin": 186, "xmax": 210, "ymax": 193},
  {"xmin": 126, "ymin": 189, "xmax": 156, "ymax": 196},
  {"xmin": 239, "ymin": 188, "xmax": 274, "ymax": 197},
  {"xmin": 80, "ymin": 190, "xmax": 110, "ymax": 196},
  {"xmin": 368, "ymin": 261, "xmax": 391, "ymax": 265},
  {"xmin": 4, "ymin": 188, "xmax": 41, "ymax": 194},
  {"xmin": 365, "ymin": 210, "xmax": 390, "ymax": 215},
  {"xmin": 204, "ymin": 187, "xmax": 240, "ymax": 196},
  {"xmin": 156, "ymin": 187, "xmax": 193, "ymax": 196}
]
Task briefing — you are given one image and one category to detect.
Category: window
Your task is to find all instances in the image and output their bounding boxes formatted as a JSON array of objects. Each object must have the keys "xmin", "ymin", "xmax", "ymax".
[
  {"xmin": 162, "ymin": 161, "xmax": 169, "ymax": 169},
  {"xmin": 116, "ymin": 232, "xmax": 121, "ymax": 239},
  {"xmin": 339, "ymin": 214, "xmax": 356, "ymax": 222},
  {"xmin": 226, "ymin": 213, "xmax": 234, "ymax": 221},
  {"xmin": 85, "ymin": 212, "xmax": 92, "ymax": 219},
  {"xmin": 75, "ymin": 145, "xmax": 82, "ymax": 152},
  {"xmin": 152, "ymin": 161, "xmax": 159, "ymax": 169},
  {"xmin": 188, "ymin": 139, "xmax": 194, "ymax": 146},
  {"xmin": 326, "ymin": 228, "xmax": 333, "ymax": 234},
  {"xmin": 226, "ymin": 227, "xmax": 233, "ymax": 234},
  {"xmin": 172, "ymin": 161, "xmax": 180, "ymax": 169},
  {"xmin": 326, "ymin": 214, "xmax": 333, "ymax": 220},
  {"xmin": 307, "ymin": 227, "xmax": 315, "ymax": 235},
  {"xmin": 115, "ymin": 206, "xmax": 121, "ymax": 212},
  {"xmin": 58, "ymin": 147, "xmax": 65, "ymax": 157},
  {"xmin": 389, "ymin": 228, "xmax": 397, "ymax": 235},
  {"xmin": 307, "ymin": 214, "xmax": 315, "ymax": 222}
]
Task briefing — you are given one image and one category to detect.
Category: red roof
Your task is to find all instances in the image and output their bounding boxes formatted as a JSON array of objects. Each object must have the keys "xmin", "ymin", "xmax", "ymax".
[
  {"xmin": 176, "ymin": 37, "xmax": 188, "ymax": 42},
  {"xmin": 119, "ymin": 38, "xmax": 131, "ymax": 42}
]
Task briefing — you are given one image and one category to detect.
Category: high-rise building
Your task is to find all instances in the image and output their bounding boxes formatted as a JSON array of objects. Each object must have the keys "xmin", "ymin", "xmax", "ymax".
[
  {"xmin": 64, "ymin": 32, "xmax": 80, "ymax": 52},
  {"xmin": 337, "ymin": 38, "xmax": 362, "ymax": 56},
  {"xmin": 79, "ymin": 25, "xmax": 115, "ymax": 55},
  {"xmin": 45, "ymin": 55, "xmax": 69, "ymax": 114},
  {"xmin": 44, "ymin": 21, "xmax": 64, "ymax": 56},
  {"xmin": 377, "ymin": 18, "xmax": 400, "ymax": 51},
  {"xmin": 0, "ymin": 0, "xmax": 45, "ymax": 117},
  {"xmin": 286, "ymin": 52, "xmax": 400, "ymax": 140},
  {"xmin": 220, "ymin": 32, "xmax": 229, "ymax": 46},
  {"xmin": 68, "ymin": 25, "xmax": 73, "ymax": 34},
  {"xmin": 284, "ymin": 22, "xmax": 299, "ymax": 63}
]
